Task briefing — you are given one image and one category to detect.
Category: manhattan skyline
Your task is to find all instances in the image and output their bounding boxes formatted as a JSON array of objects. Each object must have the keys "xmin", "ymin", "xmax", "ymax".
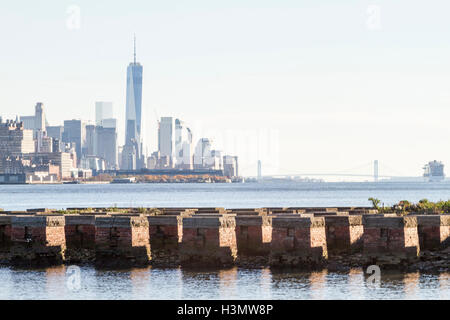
[{"xmin": 2, "ymin": 1, "xmax": 450, "ymax": 178}]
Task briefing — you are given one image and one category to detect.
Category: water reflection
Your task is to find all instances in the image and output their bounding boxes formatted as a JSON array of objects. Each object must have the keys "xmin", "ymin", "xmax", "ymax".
[
  {"xmin": 270, "ymin": 269, "xmax": 316, "ymax": 299},
  {"xmin": 310, "ymin": 270, "xmax": 328, "ymax": 299},
  {"xmin": 438, "ymin": 273, "xmax": 449, "ymax": 300},
  {"xmin": 218, "ymin": 268, "xmax": 237, "ymax": 299},
  {"xmin": 403, "ymin": 272, "xmax": 420, "ymax": 299},
  {"xmin": 347, "ymin": 268, "xmax": 365, "ymax": 299},
  {"xmin": 44, "ymin": 265, "xmax": 66, "ymax": 299},
  {"xmin": 130, "ymin": 268, "xmax": 150, "ymax": 299},
  {"xmin": 0, "ymin": 266, "xmax": 448, "ymax": 300},
  {"xmin": 148, "ymin": 267, "xmax": 183, "ymax": 299}
]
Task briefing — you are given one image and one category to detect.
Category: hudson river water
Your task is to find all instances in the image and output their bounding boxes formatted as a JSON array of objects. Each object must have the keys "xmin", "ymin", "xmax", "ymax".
[
  {"xmin": 0, "ymin": 181, "xmax": 449, "ymax": 300},
  {"xmin": 2, "ymin": 181, "xmax": 450, "ymax": 210}
]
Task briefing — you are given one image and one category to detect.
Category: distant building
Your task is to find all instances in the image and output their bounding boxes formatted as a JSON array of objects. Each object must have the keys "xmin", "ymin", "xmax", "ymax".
[
  {"xmin": 194, "ymin": 138, "xmax": 212, "ymax": 169},
  {"xmin": 147, "ymin": 151, "xmax": 172, "ymax": 170},
  {"xmin": 83, "ymin": 123, "xmax": 117, "ymax": 170},
  {"xmin": 95, "ymin": 102, "xmax": 113, "ymax": 125},
  {"xmin": 28, "ymin": 152, "xmax": 73, "ymax": 179},
  {"xmin": 20, "ymin": 102, "xmax": 47, "ymax": 139},
  {"xmin": 223, "ymin": 155, "xmax": 239, "ymax": 178},
  {"xmin": 0, "ymin": 119, "xmax": 35, "ymax": 156},
  {"xmin": 210, "ymin": 150, "xmax": 223, "ymax": 170},
  {"xmin": 147, "ymin": 153, "xmax": 157, "ymax": 169},
  {"xmin": 193, "ymin": 138, "xmax": 222, "ymax": 170},
  {"xmin": 121, "ymin": 144, "xmax": 137, "ymax": 170},
  {"xmin": 158, "ymin": 117, "xmax": 175, "ymax": 167},
  {"xmin": 174, "ymin": 119, "xmax": 193, "ymax": 169},
  {"xmin": 63, "ymin": 143, "xmax": 78, "ymax": 169},
  {"xmin": 423, "ymin": 160, "xmax": 445, "ymax": 182},
  {"xmin": 122, "ymin": 36, "xmax": 144, "ymax": 170},
  {"xmin": 100, "ymin": 118, "xmax": 117, "ymax": 129},
  {"xmin": 34, "ymin": 102, "xmax": 46, "ymax": 133},
  {"xmin": 20, "ymin": 116, "xmax": 35, "ymax": 131},
  {"xmin": 37, "ymin": 132, "xmax": 53, "ymax": 153},
  {"xmin": 0, "ymin": 156, "xmax": 31, "ymax": 174},
  {"xmin": 85, "ymin": 125, "xmax": 97, "ymax": 156},
  {"xmin": 81, "ymin": 156, "xmax": 106, "ymax": 171},
  {"xmin": 47, "ymin": 125, "xmax": 64, "ymax": 141},
  {"xmin": 63, "ymin": 119, "xmax": 87, "ymax": 164},
  {"xmin": 52, "ymin": 138, "xmax": 62, "ymax": 153},
  {"xmin": 96, "ymin": 126, "xmax": 117, "ymax": 169}
]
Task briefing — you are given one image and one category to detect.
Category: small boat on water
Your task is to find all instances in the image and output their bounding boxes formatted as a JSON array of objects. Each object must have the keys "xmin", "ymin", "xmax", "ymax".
[
  {"xmin": 111, "ymin": 177, "xmax": 137, "ymax": 184},
  {"xmin": 63, "ymin": 180, "xmax": 81, "ymax": 184}
]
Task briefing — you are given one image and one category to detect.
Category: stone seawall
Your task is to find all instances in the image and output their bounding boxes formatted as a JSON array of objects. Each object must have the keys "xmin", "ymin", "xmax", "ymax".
[{"xmin": 0, "ymin": 207, "xmax": 448, "ymax": 271}]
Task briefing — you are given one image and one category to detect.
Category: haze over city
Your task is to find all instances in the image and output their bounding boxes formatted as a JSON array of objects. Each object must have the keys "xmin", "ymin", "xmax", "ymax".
[{"xmin": 2, "ymin": 0, "xmax": 450, "ymax": 177}]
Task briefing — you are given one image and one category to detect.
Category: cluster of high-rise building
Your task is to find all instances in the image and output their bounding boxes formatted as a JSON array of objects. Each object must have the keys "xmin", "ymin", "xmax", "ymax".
[
  {"xmin": 0, "ymin": 38, "xmax": 238, "ymax": 183},
  {"xmin": 145, "ymin": 117, "xmax": 238, "ymax": 177},
  {"xmin": 118, "ymin": 38, "xmax": 238, "ymax": 177}
]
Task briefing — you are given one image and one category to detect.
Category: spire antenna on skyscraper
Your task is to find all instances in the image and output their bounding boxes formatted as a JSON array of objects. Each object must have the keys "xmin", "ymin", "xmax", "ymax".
[{"xmin": 134, "ymin": 34, "xmax": 136, "ymax": 64}]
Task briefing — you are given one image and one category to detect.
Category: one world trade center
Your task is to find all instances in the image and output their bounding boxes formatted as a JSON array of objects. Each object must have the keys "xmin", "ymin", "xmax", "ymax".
[{"xmin": 122, "ymin": 36, "xmax": 143, "ymax": 170}]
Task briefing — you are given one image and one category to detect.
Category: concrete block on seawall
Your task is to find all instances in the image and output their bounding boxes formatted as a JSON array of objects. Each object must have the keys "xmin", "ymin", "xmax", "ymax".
[
  {"xmin": 271, "ymin": 216, "xmax": 325, "ymax": 228},
  {"xmin": 94, "ymin": 216, "xmax": 149, "ymax": 228},
  {"xmin": 64, "ymin": 215, "xmax": 96, "ymax": 225},
  {"xmin": 362, "ymin": 215, "xmax": 418, "ymax": 228},
  {"xmin": 362, "ymin": 216, "xmax": 420, "ymax": 265},
  {"xmin": 11, "ymin": 215, "xmax": 65, "ymax": 227},
  {"xmin": 270, "ymin": 216, "xmax": 328, "ymax": 267},
  {"xmin": 182, "ymin": 214, "xmax": 236, "ymax": 228},
  {"xmin": 148, "ymin": 215, "xmax": 182, "ymax": 226},
  {"xmin": 324, "ymin": 215, "xmax": 364, "ymax": 254},
  {"xmin": 416, "ymin": 215, "xmax": 450, "ymax": 250}
]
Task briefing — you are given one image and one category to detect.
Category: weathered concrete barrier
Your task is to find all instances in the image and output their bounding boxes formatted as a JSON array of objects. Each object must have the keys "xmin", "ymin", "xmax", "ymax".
[
  {"xmin": 0, "ymin": 215, "xmax": 12, "ymax": 253},
  {"xmin": 416, "ymin": 215, "xmax": 450, "ymax": 250},
  {"xmin": 270, "ymin": 217, "xmax": 328, "ymax": 268},
  {"xmin": 304, "ymin": 207, "xmax": 338, "ymax": 213},
  {"xmin": 94, "ymin": 216, "xmax": 150, "ymax": 268},
  {"xmin": 10, "ymin": 215, "xmax": 66, "ymax": 266},
  {"xmin": 180, "ymin": 214, "xmax": 237, "ymax": 267},
  {"xmin": 324, "ymin": 215, "xmax": 364, "ymax": 254},
  {"xmin": 148, "ymin": 215, "xmax": 183, "ymax": 266},
  {"xmin": 314, "ymin": 211, "xmax": 349, "ymax": 217},
  {"xmin": 363, "ymin": 216, "xmax": 420, "ymax": 265},
  {"xmin": 0, "ymin": 207, "xmax": 447, "ymax": 270},
  {"xmin": 349, "ymin": 209, "xmax": 378, "ymax": 215},
  {"xmin": 64, "ymin": 215, "xmax": 96, "ymax": 263},
  {"xmin": 235, "ymin": 215, "xmax": 272, "ymax": 266}
]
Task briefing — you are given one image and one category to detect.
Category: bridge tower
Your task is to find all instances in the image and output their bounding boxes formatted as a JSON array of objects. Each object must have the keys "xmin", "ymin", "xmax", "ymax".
[
  {"xmin": 374, "ymin": 160, "xmax": 379, "ymax": 182},
  {"xmin": 257, "ymin": 160, "xmax": 262, "ymax": 181}
]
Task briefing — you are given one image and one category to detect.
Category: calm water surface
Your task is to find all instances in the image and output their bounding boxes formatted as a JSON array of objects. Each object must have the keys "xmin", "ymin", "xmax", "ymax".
[
  {"xmin": 1, "ymin": 181, "xmax": 450, "ymax": 210},
  {"xmin": 1, "ymin": 181, "xmax": 449, "ymax": 300},
  {"xmin": 0, "ymin": 266, "xmax": 448, "ymax": 300}
]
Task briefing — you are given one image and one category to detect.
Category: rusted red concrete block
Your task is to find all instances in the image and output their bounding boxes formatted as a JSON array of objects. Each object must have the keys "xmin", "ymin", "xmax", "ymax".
[
  {"xmin": 64, "ymin": 215, "xmax": 96, "ymax": 263},
  {"xmin": 0, "ymin": 215, "xmax": 12, "ymax": 252},
  {"xmin": 180, "ymin": 214, "xmax": 237, "ymax": 266},
  {"xmin": 235, "ymin": 215, "xmax": 272, "ymax": 258},
  {"xmin": 416, "ymin": 215, "xmax": 450, "ymax": 250},
  {"xmin": 65, "ymin": 215, "xmax": 96, "ymax": 249},
  {"xmin": 363, "ymin": 216, "xmax": 420, "ymax": 264},
  {"xmin": 95, "ymin": 216, "xmax": 150, "ymax": 268},
  {"xmin": 324, "ymin": 215, "xmax": 363, "ymax": 254},
  {"xmin": 270, "ymin": 217, "xmax": 328, "ymax": 267},
  {"xmin": 147, "ymin": 215, "xmax": 183, "ymax": 266},
  {"xmin": 10, "ymin": 215, "xmax": 66, "ymax": 266}
]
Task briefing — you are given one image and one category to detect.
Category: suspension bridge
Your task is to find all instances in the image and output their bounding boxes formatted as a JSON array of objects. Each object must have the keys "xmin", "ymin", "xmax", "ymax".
[{"xmin": 245, "ymin": 161, "xmax": 419, "ymax": 181}]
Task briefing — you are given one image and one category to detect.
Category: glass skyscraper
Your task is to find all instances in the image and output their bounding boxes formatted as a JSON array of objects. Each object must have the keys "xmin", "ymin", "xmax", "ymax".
[{"xmin": 122, "ymin": 37, "xmax": 143, "ymax": 170}]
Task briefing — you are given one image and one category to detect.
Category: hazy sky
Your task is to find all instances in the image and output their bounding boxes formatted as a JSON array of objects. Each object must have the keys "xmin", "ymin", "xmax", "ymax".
[{"xmin": 2, "ymin": 0, "xmax": 450, "ymax": 178}]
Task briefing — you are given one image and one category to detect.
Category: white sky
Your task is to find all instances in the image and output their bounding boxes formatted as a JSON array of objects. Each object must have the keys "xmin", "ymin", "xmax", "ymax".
[{"xmin": 1, "ymin": 0, "xmax": 450, "ymax": 178}]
